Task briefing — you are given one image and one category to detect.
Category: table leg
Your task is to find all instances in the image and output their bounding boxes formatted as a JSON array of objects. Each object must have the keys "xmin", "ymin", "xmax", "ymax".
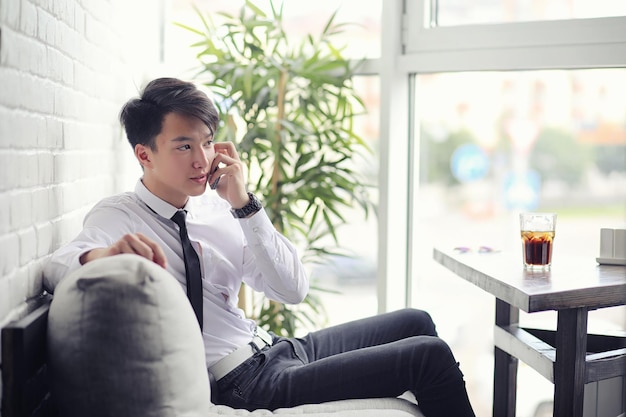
[
  {"xmin": 493, "ymin": 298, "xmax": 519, "ymax": 417},
  {"xmin": 554, "ymin": 308, "xmax": 588, "ymax": 417}
]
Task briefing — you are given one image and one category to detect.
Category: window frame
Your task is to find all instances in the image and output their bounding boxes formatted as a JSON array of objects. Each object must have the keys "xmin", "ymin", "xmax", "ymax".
[{"xmin": 403, "ymin": 1, "xmax": 626, "ymax": 72}]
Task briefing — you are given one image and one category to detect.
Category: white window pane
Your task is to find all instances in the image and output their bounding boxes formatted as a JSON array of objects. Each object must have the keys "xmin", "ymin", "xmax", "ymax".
[
  {"xmin": 166, "ymin": 0, "xmax": 381, "ymax": 69},
  {"xmin": 278, "ymin": 0, "xmax": 382, "ymax": 60},
  {"xmin": 434, "ymin": 0, "xmax": 626, "ymax": 26},
  {"xmin": 310, "ymin": 75, "xmax": 381, "ymax": 327}
]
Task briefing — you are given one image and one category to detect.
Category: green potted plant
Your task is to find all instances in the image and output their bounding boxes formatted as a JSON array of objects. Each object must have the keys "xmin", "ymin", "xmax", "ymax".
[{"xmin": 178, "ymin": 0, "xmax": 374, "ymax": 336}]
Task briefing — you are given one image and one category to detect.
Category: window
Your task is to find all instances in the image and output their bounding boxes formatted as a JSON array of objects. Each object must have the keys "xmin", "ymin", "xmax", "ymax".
[
  {"xmin": 373, "ymin": 2, "xmax": 626, "ymax": 414},
  {"xmin": 433, "ymin": 0, "xmax": 626, "ymax": 26},
  {"xmin": 165, "ymin": 0, "xmax": 382, "ymax": 67},
  {"xmin": 403, "ymin": 1, "xmax": 626, "ymax": 72},
  {"xmin": 409, "ymin": 67, "xmax": 625, "ymax": 417}
]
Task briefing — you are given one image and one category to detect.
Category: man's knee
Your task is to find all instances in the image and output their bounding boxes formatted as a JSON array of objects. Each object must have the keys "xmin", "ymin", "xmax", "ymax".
[
  {"xmin": 398, "ymin": 308, "xmax": 437, "ymax": 336},
  {"xmin": 420, "ymin": 336, "xmax": 454, "ymax": 358},
  {"xmin": 411, "ymin": 337, "xmax": 463, "ymax": 388}
]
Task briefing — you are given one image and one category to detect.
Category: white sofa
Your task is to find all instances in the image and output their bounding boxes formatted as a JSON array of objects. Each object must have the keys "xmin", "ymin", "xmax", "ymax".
[{"xmin": 47, "ymin": 255, "xmax": 424, "ymax": 417}]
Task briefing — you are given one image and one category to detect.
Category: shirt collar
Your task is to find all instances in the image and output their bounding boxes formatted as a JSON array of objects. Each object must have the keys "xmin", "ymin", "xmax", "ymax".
[{"xmin": 135, "ymin": 179, "xmax": 192, "ymax": 220}]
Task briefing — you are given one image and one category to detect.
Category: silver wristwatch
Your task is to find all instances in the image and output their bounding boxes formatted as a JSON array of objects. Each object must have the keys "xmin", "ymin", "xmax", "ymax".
[{"xmin": 230, "ymin": 192, "xmax": 262, "ymax": 218}]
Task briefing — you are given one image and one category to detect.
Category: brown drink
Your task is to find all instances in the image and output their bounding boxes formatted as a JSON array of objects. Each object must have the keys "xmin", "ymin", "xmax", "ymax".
[
  {"xmin": 521, "ymin": 231, "xmax": 554, "ymax": 267},
  {"xmin": 519, "ymin": 213, "xmax": 557, "ymax": 270}
]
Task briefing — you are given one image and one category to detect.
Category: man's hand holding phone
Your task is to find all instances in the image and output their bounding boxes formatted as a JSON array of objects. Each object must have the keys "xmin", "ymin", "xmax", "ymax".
[{"xmin": 208, "ymin": 142, "xmax": 250, "ymax": 209}]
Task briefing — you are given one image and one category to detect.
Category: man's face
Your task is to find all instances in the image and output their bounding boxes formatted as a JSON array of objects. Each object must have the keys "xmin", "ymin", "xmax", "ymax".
[{"xmin": 136, "ymin": 112, "xmax": 216, "ymax": 208}]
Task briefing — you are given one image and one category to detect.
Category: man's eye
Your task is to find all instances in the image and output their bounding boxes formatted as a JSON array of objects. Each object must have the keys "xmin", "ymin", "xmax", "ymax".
[
  {"xmin": 203, "ymin": 140, "xmax": 214, "ymax": 148},
  {"xmin": 177, "ymin": 144, "xmax": 191, "ymax": 151}
]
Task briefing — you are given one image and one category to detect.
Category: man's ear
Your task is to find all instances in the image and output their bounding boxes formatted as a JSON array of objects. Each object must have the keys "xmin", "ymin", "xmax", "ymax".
[{"xmin": 135, "ymin": 144, "xmax": 152, "ymax": 168}]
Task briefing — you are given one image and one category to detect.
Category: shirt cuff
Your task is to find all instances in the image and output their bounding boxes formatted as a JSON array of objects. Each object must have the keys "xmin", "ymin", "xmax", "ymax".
[{"xmin": 238, "ymin": 208, "xmax": 276, "ymax": 244}]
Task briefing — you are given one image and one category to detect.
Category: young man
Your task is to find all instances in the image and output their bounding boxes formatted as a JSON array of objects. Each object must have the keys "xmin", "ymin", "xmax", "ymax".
[{"xmin": 44, "ymin": 78, "xmax": 475, "ymax": 417}]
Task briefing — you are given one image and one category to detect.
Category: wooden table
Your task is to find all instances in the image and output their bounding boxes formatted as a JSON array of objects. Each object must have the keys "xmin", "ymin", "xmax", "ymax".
[{"xmin": 433, "ymin": 248, "xmax": 626, "ymax": 417}]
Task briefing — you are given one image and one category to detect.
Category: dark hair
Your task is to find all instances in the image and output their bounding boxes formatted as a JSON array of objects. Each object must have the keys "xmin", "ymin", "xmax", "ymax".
[{"xmin": 119, "ymin": 78, "xmax": 219, "ymax": 150}]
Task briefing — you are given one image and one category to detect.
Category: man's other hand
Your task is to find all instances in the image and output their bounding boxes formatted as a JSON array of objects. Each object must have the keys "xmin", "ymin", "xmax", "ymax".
[{"xmin": 79, "ymin": 233, "xmax": 167, "ymax": 268}]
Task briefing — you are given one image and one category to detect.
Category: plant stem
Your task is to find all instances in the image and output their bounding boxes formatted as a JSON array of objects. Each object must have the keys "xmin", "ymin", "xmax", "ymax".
[
  {"xmin": 267, "ymin": 69, "xmax": 289, "ymax": 326},
  {"xmin": 271, "ymin": 69, "xmax": 288, "ymax": 232}
]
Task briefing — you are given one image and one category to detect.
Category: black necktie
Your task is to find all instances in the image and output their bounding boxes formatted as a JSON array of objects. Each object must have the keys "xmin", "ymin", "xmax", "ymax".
[{"xmin": 171, "ymin": 210, "xmax": 203, "ymax": 330}]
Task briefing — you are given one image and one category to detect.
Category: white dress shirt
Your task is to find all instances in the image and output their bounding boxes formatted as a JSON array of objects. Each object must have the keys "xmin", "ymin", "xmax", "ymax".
[{"xmin": 43, "ymin": 179, "xmax": 309, "ymax": 366}]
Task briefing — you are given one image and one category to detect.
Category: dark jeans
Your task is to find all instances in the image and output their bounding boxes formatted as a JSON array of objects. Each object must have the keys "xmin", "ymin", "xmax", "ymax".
[{"xmin": 215, "ymin": 308, "xmax": 475, "ymax": 417}]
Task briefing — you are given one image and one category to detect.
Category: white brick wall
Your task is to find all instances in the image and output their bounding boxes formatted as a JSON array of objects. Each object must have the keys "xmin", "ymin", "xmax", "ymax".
[{"xmin": 0, "ymin": 0, "xmax": 160, "ymax": 409}]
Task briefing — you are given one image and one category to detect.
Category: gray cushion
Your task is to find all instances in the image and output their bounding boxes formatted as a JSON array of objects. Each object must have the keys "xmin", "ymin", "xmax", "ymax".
[
  {"xmin": 47, "ymin": 254, "xmax": 211, "ymax": 417},
  {"xmin": 207, "ymin": 398, "xmax": 422, "ymax": 416},
  {"xmin": 210, "ymin": 398, "xmax": 424, "ymax": 417},
  {"xmin": 274, "ymin": 398, "xmax": 422, "ymax": 415}
]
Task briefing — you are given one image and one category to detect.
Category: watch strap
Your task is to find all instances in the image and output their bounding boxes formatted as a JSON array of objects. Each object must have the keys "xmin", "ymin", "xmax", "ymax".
[{"xmin": 230, "ymin": 192, "xmax": 262, "ymax": 218}]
